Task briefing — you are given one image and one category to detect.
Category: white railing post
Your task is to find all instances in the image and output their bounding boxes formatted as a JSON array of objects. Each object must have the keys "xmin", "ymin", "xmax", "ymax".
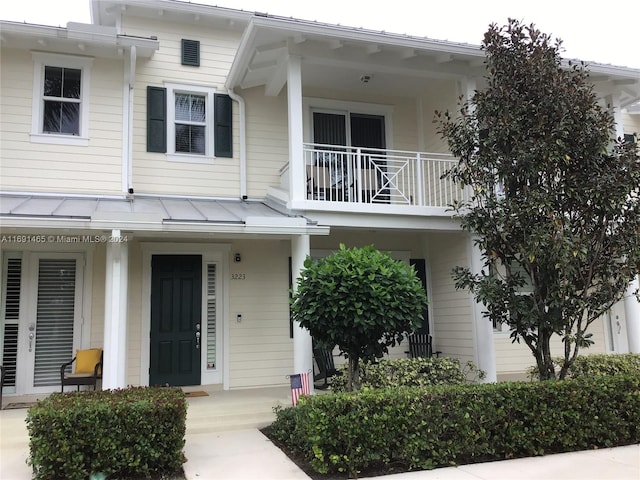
[
  {"xmin": 416, "ymin": 152, "xmax": 424, "ymax": 206},
  {"xmin": 356, "ymin": 148, "xmax": 363, "ymax": 203}
]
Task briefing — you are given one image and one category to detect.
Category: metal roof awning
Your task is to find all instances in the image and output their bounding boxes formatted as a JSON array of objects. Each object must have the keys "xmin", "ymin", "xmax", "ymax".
[{"xmin": 0, "ymin": 194, "xmax": 329, "ymax": 236}]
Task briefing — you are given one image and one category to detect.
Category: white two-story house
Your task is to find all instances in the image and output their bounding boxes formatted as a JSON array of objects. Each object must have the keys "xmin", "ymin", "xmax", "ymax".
[{"xmin": 1, "ymin": 0, "xmax": 639, "ymax": 398}]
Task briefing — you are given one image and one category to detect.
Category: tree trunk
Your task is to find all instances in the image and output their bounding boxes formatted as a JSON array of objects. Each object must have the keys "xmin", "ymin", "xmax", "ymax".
[
  {"xmin": 536, "ymin": 329, "xmax": 557, "ymax": 380},
  {"xmin": 346, "ymin": 356, "xmax": 360, "ymax": 392}
]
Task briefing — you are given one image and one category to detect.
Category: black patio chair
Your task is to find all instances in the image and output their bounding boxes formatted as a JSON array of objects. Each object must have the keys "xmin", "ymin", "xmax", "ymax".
[
  {"xmin": 407, "ymin": 333, "xmax": 433, "ymax": 358},
  {"xmin": 313, "ymin": 344, "xmax": 338, "ymax": 390}
]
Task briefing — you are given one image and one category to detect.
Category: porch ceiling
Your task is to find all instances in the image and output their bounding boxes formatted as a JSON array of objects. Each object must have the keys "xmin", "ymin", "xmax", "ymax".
[
  {"xmin": 229, "ymin": 17, "xmax": 487, "ymax": 96},
  {"xmin": 228, "ymin": 17, "xmax": 640, "ymax": 106},
  {"xmin": 0, "ymin": 194, "xmax": 327, "ymax": 236}
]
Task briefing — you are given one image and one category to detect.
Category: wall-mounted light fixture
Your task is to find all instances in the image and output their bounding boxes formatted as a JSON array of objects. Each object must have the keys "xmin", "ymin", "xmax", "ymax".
[{"xmin": 234, "ymin": 253, "xmax": 241, "ymax": 262}]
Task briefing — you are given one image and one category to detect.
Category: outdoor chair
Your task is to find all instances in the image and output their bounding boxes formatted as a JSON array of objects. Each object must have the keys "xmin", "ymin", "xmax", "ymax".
[
  {"xmin": 313, "ymin": 344, "xmax": 338, "ymax": 389},
  {"xmin": 407, "ymin": 333, "xmax": 433, "ymax": 358},
  {"xmin": 60, "ymin": 348, "xmax": 103, "ymax": 392}
]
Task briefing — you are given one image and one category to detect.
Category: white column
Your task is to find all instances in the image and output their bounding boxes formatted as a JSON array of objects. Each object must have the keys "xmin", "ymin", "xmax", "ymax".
[
  {"xmin": 291, "ymin": 235, "xmax": 313, "ymax": 389},
  {"xmin": 102, "ymin": 230, "xmax": 129, "ymax": 389},
  {"xmin": 608, "ymin": 93, "xmax": 640, "ymax": 353},
  {"xmin": 624, "ymin": 278, "xmax": 640, "ymax": 353},
  {"xmin": 468, "ymin": 236, "xmax": 497, "ymax": 382},
  {"xmin": 287, "ymin": 55, "xmax": 305, "ymax": 207}
]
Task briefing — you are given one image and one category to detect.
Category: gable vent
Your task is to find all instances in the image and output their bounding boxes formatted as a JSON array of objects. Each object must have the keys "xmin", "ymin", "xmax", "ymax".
[{"xmin": 181, "ymin": 39, "xmax": 200, "ymax": 66}]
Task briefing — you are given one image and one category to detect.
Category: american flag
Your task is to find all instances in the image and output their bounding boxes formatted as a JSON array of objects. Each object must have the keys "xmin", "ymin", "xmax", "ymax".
[{"xmin": 290, "ymin": 372, "xmax": 311, "ymax": 406}]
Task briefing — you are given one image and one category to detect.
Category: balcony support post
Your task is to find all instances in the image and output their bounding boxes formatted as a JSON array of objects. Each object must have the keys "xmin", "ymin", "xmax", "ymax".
[
  {"xmin": 291, "ymin": 234, "xmax": 314, "ymax": 393},
  {"xmin": 287, "ymin": 56, "xmax": 305, "ymax": 206}
]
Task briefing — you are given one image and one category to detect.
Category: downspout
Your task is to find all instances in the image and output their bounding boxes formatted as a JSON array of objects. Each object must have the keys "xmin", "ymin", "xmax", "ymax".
[
  {"xmin": 226, "ymin": 88, "xmax": 247, "ymax": 199},
  {"xmin": 125, "ymin": 45, "xmax": 136, "ymax": 196}
]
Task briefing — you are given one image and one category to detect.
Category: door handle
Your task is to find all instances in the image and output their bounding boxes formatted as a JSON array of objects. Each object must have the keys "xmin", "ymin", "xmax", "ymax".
[
  {"xmin": 195, "ymin": 323, "xmax": 201, "ymax": 349},
  {"xmin": 28, "ymin": 323, "xmax": 36, "ymax": 352}
]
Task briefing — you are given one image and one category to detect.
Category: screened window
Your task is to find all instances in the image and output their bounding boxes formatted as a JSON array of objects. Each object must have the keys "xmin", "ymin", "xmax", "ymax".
[
  {"xmin": 147, "ymin": 85, "xmax": 232, "ymax": 159},
  {"xmin": 175, "ymin": 93, "xmax": 206, "ymax": 154},
  {"xmin": 164, "ymin": 84, "xmax": 215, "ymax": 161}
]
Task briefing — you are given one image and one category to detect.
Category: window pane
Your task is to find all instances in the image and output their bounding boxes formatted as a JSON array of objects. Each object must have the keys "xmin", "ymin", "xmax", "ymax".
[
  {"xmin": 175, "ymin": 93, "xmax": 205, "ymax": 122},
  {"xmin": 62, "ymin": 68, "xmax": 81, "ymax": 99},
  {"xmin": 190, "ymin": 96, "xmax": 205, "ymax": 122},
  {"xmin": 43, "ymin": 101, "xmax": 61, "ymax": 133},
  {"xmin": 175, "ymin": 93, "xmax": 191, "ymax": 121},
  {"xmin": 175, "ymin": 124, "xmax": 205, "ymax": 154},
  {"xmin": 44, "ymin": 66, "xmax": 63, "ymax": 97},
  {"xmin": 175, "ymin": 124, "xmax": 191, "ymax": 152},
  {"xmin": 61, "ymin": 103, "xmax": 80, "ymax": 134},
  {"xmin": 190, "ymin": 125, "xmax": 205, "ymax": 153},
  {"xmin": 43, "ymin": 101, "xmax": 79, "ymax": 135}
]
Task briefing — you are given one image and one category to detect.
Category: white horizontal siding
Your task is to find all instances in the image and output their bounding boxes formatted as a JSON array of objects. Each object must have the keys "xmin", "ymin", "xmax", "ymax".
[
  {"xmin": 124, "ymin": 16, "xmax": 242, "ymax": 197},
  {"xmin": 0, "ymin": 48, "xmax": 125, "ymax": 194},
  {"xmin": 227, "ymin": 240, "xmax": 293, "ymax": 388},
  {"xmin": 622, "ymin": 111, "xmax": 640, "ymax": 135},
  {"xmin": 243, "ymin": 89, "xmax": 290, "ymax": 198},
  {"xmin": 428, "ymin": 233, "xmax": 476, "ymax": 364},
  {"xmin": 495, "ymin": 316, "xmax": 608, "ymax": 377}
]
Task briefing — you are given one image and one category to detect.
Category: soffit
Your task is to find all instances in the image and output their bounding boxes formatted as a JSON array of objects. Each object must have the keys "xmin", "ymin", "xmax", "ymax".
[{"xmin": 0, "ymin": 21, "xmax": 159, "ymax": 58}]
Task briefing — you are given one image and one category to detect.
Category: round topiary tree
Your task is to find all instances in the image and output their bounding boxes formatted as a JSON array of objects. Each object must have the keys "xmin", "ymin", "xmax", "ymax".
[{"xmin": 291, "ymin": 244, "xmax": 428, "ymax": 391}]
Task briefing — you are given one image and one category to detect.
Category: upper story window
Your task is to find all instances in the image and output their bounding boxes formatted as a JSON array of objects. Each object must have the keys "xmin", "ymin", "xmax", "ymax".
[
  {"xmin": 43, "ymin": 66, "xmax": 81, "ymax": 134},
  {"xmin": 147, "ymin": 84, "xmax": 233, "ymax": 162},
  {"xmin": 31, "ymin": 53, "xmax": 92, "ymax": 146},
  {"xmin": 174, "ymin": 92, "xmax": 207, "ymax": 155}
]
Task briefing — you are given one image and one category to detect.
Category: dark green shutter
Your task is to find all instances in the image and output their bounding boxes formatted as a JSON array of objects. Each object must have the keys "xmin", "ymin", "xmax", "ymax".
[
  {"xmin": 214, "ymin": 94, "xmax": 232, "ymax": 157},
  {"xmin": 147, "ymin": 86, "xmax": 166, "ymax": 153},
  {"xmin": 624, "ymin": 133, "xmax": 636, "ymax": 144}
]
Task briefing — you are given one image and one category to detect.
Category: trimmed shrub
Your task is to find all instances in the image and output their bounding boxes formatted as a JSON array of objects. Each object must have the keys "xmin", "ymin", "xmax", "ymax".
[
  {"xmin": 26, "ymin": 387, "xmax": 186, "ymax": 480},
  {"xmin": 330, "ymin": 357, "xmax": 484, "ymax": 392},
  {"xmin": 266, "ymin": 375, "xmax": 640, "ymax": 477},
  {"xmin": 569, "ymin": 353, "xmax": 640, "ymax": 377},
  {"xmin": 527, "ymin": 353, "xmax": 640, "ymax": 380}
]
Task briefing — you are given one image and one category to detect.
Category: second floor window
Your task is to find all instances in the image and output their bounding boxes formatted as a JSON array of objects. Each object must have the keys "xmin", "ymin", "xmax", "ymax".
[
  {"xmin": 31, "ymin": 53, "xmax": 92, "ymax": 146},
  {"xmin": 175, "ymin": 93, "xmax": 206, "ymax": 154},
  {"xmin": 146, "ymin": 84, "xmax": 232, "ymax": 160},
  {"xmin": 43, "ymin": 66, "xmax": 81, "ymax": 135}
]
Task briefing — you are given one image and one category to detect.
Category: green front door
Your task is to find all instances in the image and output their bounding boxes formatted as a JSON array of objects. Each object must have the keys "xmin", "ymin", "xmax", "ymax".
[{"xmin": 150, "ymin": 255, "xmax": 202, "ymax": 386}]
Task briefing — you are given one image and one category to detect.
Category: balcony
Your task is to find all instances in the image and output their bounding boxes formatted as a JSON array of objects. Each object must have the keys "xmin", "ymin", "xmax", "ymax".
[{"xmin": 296, "ymin": 143, "xmax": 466, "ymax": 213}]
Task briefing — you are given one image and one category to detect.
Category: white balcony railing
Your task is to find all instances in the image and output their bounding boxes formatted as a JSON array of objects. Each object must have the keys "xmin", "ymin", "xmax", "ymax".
[{"xmin": 303, "ymin": 143, "xmax": 466, "ymax": 208}]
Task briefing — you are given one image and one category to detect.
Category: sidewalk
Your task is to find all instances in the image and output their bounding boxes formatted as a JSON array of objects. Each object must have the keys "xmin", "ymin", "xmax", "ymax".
[{"xmin": 181, "ymin": 432, "xmax": 639, "ymax": 480}]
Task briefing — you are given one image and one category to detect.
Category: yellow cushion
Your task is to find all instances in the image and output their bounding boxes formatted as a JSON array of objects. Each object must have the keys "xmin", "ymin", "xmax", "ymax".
[{"xmin": 75, "ymin": 349, "xmax": 102, "ymax": 374}]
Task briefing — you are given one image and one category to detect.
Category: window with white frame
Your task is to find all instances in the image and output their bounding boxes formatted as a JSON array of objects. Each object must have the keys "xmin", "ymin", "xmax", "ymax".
[
  {"xmin": 166, "ymin": 83, "xmax": 215, "ymax": 162},
  {"xmin": 31, "ymin": 53, "xmax": 92, "ymax": 146}
]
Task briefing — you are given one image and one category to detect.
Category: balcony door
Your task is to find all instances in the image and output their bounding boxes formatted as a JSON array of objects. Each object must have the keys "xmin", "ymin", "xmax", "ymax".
[{"xmin": 312, "ymin": 111, "xmax": 386, "ymax": 202}]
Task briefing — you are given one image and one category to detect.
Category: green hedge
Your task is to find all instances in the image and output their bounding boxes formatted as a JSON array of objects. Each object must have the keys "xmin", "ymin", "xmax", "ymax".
[
  {"xmin": 330, "ymin": 357, "xmax": 484, "ymax": 392},
  {"xmin": 569, "ymin": 353, "xmax": 640, "ymax": 377},
  {"xmin": 26, "ymin": 387, "xmax": 187, "ymax": 480},
  {"xmin": 266, "ymin": 375, "xmax": 640, "ymax": 477},
  {"xmin": 527, "ymin": 353, "xmax": 640, "ymax": 380}
]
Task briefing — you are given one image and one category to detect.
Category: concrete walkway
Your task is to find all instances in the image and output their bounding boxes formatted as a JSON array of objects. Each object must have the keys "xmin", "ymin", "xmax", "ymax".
[
  {"xmin": 181, "ymin": 429, "xmax": 639, "ymax": 480},
  {"xmin": 1, "ymin": 390, "xmax": 638, "ymax": 480}
]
